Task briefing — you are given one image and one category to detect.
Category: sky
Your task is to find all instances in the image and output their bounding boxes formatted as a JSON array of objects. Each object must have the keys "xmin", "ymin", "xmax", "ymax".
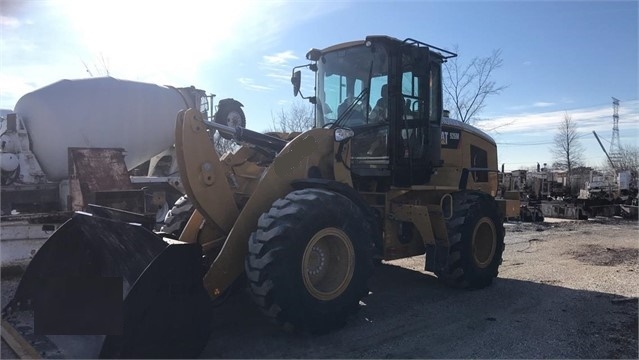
[{"xmin": 1, "ymin": 0, "xmax": 637, "ymax": 171}]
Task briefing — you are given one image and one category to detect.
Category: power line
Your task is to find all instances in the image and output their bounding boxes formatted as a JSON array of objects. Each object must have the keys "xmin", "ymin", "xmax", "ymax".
[
  {"xmin": 496, "ymin": 132, "xmax": 590, "ymax": 146},
  {"xmin": 598, "ymin": 135, "xmax": 612, "ymax": 144},
  {"xmin": 498, "ymin": 141, "xmax": 553, "ymax": 146}
]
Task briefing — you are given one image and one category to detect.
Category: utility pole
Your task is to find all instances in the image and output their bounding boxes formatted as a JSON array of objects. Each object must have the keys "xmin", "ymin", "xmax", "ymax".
[{"xmin": 609, "ymin": 97, "xmax": 622, "ymax": 167}]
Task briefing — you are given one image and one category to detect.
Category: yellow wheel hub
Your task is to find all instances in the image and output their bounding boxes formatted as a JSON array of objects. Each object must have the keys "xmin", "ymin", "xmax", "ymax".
[
  {"xmin": 302, "ymin": 227, "xmax": 355, "ymax": 301},
  {"xmin": 472, "ymin": 217, "xmax": 496, "ymax": 268}
]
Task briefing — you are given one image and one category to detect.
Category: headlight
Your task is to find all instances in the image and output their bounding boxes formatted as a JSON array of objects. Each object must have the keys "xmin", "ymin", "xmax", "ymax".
[{"xmin": 334, "ymin": 128, "xmax": 355, "ymax": 142}]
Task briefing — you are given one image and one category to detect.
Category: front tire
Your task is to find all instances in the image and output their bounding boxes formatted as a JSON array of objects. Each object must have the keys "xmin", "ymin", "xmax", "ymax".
[
  {"xmin": 245, "ymin": 188, "xmax": 373, "ymax": 333},
  {"xmin": 437, "ymin": 191, "xmax": 505, "ymax": 289}
]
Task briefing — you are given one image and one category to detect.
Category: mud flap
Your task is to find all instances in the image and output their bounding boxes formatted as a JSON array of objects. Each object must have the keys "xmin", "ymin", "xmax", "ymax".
[{"xmin": 2, "ymin": 211, "xmax": 212, "ymax": 358}]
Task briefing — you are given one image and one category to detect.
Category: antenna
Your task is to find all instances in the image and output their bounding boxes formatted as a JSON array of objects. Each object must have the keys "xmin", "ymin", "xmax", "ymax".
[{"xmin": 609, "ymin": 97, "xmax": 621, "ymax": 167}]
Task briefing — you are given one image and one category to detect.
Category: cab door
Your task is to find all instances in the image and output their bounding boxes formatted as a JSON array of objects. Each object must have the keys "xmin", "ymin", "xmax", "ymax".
[{"xmin": 391, "ymin": 48, "xmax": 442, "ymax": 187}]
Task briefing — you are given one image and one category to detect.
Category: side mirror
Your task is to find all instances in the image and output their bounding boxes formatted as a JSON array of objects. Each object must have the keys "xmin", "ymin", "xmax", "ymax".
[{"xmin": 291, "ymin": 71, "xmax": 301, "ymax": 97}]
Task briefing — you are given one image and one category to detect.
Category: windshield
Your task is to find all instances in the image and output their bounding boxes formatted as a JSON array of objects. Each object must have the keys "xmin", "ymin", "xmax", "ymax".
[{"xmin": 315, "ymin": 44, "xmax": 389, "ymax": 128}]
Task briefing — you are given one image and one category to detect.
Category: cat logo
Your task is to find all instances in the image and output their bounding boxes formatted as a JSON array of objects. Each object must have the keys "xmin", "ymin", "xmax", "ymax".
[{"xmin": 441, "ymin": 127, "xmax": 461, "ymax": 149}]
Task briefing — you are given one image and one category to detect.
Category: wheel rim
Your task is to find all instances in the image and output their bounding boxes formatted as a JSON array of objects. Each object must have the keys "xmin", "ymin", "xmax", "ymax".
[
  {"xmin": 226, "ymin": 111, "xmax": 243, "ymax": 128},
  {"xmin": 302, "ymin": 227, "xmax": 355, "ymax": 301},
  {"xmin": 472, "ymin": 217, "xmax": 497, "ymax": 268}
]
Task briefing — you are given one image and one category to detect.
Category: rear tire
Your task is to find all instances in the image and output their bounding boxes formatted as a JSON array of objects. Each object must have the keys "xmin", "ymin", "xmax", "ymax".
[
  {"xmin": 245, "ymin": 188, "xmax": 373, "ymax": 333},
  {"xmin": 160, "ymin": 195, "xmax": 193, "ymax": 238},
  {"xmin": 437, "ymin": 190, "xmax": 505, "ymax": 289},
  {"xmin": 214, "ymin": 99, "xmax": 246, "ymax": 140}
]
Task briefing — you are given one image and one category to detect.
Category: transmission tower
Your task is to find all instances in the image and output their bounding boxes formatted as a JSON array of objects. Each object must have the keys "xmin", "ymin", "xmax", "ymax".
[{"xmin": 609, "ymin": 97, "xmax": 622, "ymax": 167}]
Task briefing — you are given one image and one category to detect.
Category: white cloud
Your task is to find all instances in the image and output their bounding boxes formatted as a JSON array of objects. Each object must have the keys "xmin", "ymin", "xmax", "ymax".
[
  {"xmin": 0, "ymin": 74, "xmax": 42, "ymax": 108},
  {"xmin": 238, "ymin": 77, "xmax": 273, "ymax": 92},
  {"xmin": 266, "ymin": 73, "xmax": 292, "ymax": 82},
  {"xmin": 259, "ymin": 50, "xmax": 301, "ymax": 86},
  {"xmin": 506, "ymin": 104, "xmax": 528, "ymax": 111},
  {"xmin": 533, "ymin": 101, "xmax": 555, "ymax": 107},
  {"xmin": 508, "ymin": 101, "xmax": 559, "ymax": 110},
  {"xmin": 480, "ymin": 100, "xmax": 639, "ymax": 137},
  {"xmin": 0, "ymin": 15, "xmax": 20, "ymax": 28},
  {"xmin": 263, "ymin": 51, "xmax": 298, "ymax": 65}
]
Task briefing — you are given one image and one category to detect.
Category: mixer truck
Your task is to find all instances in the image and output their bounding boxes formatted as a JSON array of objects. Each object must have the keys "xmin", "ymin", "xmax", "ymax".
[{"xmin": 0, "ymin": 77, "xmax": 245, "ymax": 268}]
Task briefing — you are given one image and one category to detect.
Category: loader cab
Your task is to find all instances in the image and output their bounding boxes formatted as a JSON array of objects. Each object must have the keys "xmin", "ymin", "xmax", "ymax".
[{"xmin": 296, "ymin": 36, "xmax": 456, "ymax": 188}]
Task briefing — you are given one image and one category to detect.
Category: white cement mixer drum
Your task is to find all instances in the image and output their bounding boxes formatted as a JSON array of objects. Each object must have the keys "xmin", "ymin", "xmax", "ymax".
[{"xmin": 13, "ymin": 77, "xmax": 198, "ymax": 181}]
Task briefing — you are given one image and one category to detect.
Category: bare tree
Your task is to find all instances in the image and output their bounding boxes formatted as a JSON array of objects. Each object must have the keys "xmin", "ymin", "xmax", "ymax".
[
  {"xmin": 443, "ymin": 47, "xmax": 507, "ymax": 124},
  {"xmin": 614, "ymin": 144, "xmax": 639, "ymax": 172},
  {"xmin": 601, "ymin": 144, "xmax": 639, "ymax": 173},
  {"xmin": 551, "ymin": 112, "xmax": 584, "ymax": 186},
  {"xmin": 269, "ymin": 99, "xmax": 314, "ymax": 133},
  {"xmin": 82, "ymin": 53, "xmax": 111, "ymax": 77}
]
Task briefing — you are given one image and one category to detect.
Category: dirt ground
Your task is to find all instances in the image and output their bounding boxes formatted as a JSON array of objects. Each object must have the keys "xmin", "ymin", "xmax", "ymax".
[{"xmin": 2, "ymin": 217, "xmax": 638, "ymax": 359}]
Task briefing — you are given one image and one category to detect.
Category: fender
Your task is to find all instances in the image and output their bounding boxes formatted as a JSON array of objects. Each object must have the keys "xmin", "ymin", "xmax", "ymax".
[
  {"xmin": 217, "ymin": 98, "xmax": 244, "ymax": 109},
  {"xmin": 291, "ymin": 178, "xmax": 383, "ymax": 254}
]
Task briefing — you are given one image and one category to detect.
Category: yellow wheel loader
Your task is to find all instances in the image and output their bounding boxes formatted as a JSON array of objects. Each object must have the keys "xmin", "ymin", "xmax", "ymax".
[{"xmin": 2, "ymin": 36, "xmax": 508, "ymax": 358}]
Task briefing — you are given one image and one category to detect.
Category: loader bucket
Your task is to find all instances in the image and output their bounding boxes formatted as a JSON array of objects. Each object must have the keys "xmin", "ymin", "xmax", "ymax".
[{"xmin": 2, "ymin": 211, "xmax": 212, "ymax": 359}]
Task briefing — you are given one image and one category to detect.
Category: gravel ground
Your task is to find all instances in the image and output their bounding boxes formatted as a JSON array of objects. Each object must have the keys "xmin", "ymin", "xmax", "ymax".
[{"xmin": 2, "ymin": 217, "xmax": 637, "ymax": 359}]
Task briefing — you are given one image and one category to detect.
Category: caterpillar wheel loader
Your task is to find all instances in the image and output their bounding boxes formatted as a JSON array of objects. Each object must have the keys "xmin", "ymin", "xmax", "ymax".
[{"xmin": 2, "ymin": 36, "xmax": 508, "ymax": 358}]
